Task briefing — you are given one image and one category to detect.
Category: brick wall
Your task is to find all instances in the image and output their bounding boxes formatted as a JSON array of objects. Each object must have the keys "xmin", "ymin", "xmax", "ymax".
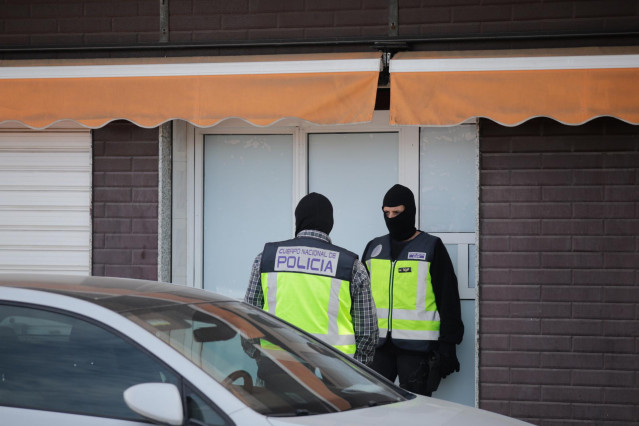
[
  {"xmin": 398, "ymin": 0, "xmax": 639, "ymax": 38},
  {"xmin": 92, "ymin": 121, "xmax": 159, "ymax": 280},
  {"xmin": 2, "ymin": 1, "xmax": 639, "ymax": 54},
  {"xmin": 168, "ymin": 0, "xmax": 388, "ymax": 43},
  {"xmin": 479, "ymin": 117, "xmax": 639, "ymax": 425},
  {"xmin": 0, "ymin": 0, "xmax": 161, "ymax": 47},
  {"xmin": 0, "ymin": 0, "xmax": 388, "ymax": 50}
]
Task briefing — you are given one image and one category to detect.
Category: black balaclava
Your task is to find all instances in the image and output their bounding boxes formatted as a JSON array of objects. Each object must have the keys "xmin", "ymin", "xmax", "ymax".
[
  {"xmin": 295, "ymin": 192, "xmax": 334, "ymax": 235},
  {"xmin": 383, "ymin": 184, "xmax": 417, "ymax": 241}
]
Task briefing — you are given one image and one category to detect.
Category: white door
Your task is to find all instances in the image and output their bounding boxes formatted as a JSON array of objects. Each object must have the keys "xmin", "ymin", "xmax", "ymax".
[{"xmin": 0, "ymin": 129, "xmax": 92, "ymax": 275}]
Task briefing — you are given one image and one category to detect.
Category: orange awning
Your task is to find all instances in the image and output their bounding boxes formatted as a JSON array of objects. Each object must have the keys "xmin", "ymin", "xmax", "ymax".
[
  {"xmin": 390, "ymin": 47, "xmax": 639, "ymax": 126},
  {"xmin": 0, "ymin": 52, "xmax": 381, "ymax": 129}
]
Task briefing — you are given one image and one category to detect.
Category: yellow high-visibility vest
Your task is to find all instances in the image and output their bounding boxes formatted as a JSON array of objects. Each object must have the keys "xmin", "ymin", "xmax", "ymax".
[
  {"xmin": 364, "ymin": 233, "xmax": 440, "ymax": 349},
  {"xmin": 260, "ymin": 237, "xmax": 357, "ymax": 355}
]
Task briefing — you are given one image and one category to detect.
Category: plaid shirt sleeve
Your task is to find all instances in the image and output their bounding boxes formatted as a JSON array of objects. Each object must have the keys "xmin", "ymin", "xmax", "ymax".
[
  {"xmin": 244, "ymin": 252, "xmax": 264, "ymax": 308},
  {"xmin": 351, "ymin": 259, "xmax": 378, "ymax": 366}
]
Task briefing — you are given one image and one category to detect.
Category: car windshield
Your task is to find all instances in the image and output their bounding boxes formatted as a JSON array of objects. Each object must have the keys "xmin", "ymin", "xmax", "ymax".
[{"xmin": 122, "ymin": 300, "xmax": 409, "ymax": 416}]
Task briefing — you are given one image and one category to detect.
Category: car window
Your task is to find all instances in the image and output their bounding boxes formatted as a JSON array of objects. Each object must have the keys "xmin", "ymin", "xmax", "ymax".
[
  {"xmin": 123, "ymin": 301, "xmax": 410, "ymax": 417},
  {"xmin": 184, "ymin": 383, "xmax": 231, "ymax": 426},
  {"xmin": 0, "ymin": 303, "xmax": 179, "ymax": 420}
]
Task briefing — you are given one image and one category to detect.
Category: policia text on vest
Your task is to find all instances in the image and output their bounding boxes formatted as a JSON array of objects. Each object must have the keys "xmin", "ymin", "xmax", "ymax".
[{"xmin": 274, "ymin": 246, "xmax": 339, "ymax": 276}]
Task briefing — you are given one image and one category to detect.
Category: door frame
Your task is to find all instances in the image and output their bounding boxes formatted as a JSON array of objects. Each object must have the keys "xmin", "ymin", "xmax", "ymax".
[{"xmin": 170, "ymin": 112, "xmax": 480, "ymax": 406}]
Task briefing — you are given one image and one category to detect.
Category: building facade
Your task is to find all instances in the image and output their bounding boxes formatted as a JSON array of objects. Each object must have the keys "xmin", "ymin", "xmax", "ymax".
[{"xmin": 1, "ymin": 1, "xmax": 638, "ymax": 424}]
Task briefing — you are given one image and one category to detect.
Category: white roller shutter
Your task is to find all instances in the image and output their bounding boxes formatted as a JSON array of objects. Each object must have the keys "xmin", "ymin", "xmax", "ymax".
[{"xmin": 0, "ymin": 129, "xmax": 91, "ymax": 275}]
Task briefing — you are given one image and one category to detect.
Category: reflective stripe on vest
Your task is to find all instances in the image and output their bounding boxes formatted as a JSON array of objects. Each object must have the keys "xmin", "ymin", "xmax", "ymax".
[
  {"xmin": 261, "ymin": 271, "xmax": 356, "ymax": 355},
  {"xmin": 366, "ymin": 257, "xmax": 440, "ymax": 342}
]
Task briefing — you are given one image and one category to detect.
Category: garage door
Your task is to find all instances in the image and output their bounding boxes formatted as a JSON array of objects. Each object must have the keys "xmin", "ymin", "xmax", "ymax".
[{"xmin": 0, "ymin": 130, "xmax": 92, "ymax": 275}]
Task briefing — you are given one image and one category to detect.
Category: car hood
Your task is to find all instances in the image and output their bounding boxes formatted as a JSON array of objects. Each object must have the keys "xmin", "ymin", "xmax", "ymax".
[{"xmin": 265, "ymin": 395, "xmax": 530, "ymax": 426}]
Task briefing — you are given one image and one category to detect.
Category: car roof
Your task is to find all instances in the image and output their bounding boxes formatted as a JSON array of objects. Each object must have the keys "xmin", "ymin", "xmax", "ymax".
[{"xmin": 0, "ymin": 273, "xmax": 237, "ymax": 313}]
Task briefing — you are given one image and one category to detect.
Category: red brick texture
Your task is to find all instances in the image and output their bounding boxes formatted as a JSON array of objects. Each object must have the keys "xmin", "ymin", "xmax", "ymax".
[
  {"xmin": 479, "ymin": 117, "xmax": 639, "ymax": 425},
  {"xmin": 92, "ymin": 121, "xmax": 158, "ymax": 280}
]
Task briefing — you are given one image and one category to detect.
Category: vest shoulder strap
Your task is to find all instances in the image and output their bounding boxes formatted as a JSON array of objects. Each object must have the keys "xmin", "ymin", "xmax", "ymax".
[{"xmin": 364, "ymin": 232, "xmax": 441, "ymax": 262}]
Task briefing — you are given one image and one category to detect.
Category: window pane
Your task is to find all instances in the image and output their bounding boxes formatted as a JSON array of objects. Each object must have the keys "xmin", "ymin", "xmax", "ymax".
[
  {"xmin": 0, "ymin": 304, "xmax": 178, "ymax": 420},
  {"xmin": 308, "ymin": 133, "xmax": 398, "ymax": 255},
  {"xmin": 444, "ymin": 243, "xmax": 458, "ymax": 276},
  {"xmin": 204, "ymin": 134, "xmax": 293, "ymax": 298},
  {"xmin": 185, "ymin": 385, "xmax": 231, "ymax": 426},
  {"xmin": 419, "ymin": 127, "xmax": 477, "ymax": 232}
]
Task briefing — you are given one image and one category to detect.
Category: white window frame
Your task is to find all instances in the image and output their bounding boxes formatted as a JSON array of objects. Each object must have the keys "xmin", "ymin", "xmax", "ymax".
[
  {"xmin": 431, "ymin": 232, "xmax": 477, "ymax": 300},
  {"xmin": 172, "ymin": 112, "xmax": 477, "ymax": 302}
]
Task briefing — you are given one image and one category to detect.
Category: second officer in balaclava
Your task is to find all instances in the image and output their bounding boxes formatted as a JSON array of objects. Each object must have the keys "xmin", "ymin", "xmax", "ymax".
[{"xmin": 362, "ymin": 184, "xmax": 464, "ymax": 396}]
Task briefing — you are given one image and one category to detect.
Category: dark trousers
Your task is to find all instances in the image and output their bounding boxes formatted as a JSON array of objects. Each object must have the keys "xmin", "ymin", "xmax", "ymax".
[{"xmin": 371, "ymin": 338, "xmax": 432, "ymax": 397}]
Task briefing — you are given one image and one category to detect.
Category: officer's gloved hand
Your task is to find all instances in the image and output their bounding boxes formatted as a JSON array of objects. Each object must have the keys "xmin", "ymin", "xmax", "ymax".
[{"xmin": 436, "ymin": 342, "xmax": 460, "ymax": 378}]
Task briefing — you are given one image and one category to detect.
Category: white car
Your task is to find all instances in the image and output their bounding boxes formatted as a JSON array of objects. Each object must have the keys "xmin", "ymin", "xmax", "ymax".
[{"xmin": 0, "ymin": 274, "xmax": 529, "ymax": 426}]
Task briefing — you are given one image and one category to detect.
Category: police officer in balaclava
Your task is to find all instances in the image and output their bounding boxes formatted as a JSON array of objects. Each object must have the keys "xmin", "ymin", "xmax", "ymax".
[
  {"xmin": 245, "ymin": 192, "xmax": 378, "ymax": 366},
  {"xmin": 362, "ymin": 184, "xmax": 464, "ymax": 396}
]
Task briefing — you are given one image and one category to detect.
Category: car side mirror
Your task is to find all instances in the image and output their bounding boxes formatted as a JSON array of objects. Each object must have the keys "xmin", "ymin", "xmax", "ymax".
[{"xmin": 124, "ymin": 383, "xmax": 184, "ymax": 426}]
